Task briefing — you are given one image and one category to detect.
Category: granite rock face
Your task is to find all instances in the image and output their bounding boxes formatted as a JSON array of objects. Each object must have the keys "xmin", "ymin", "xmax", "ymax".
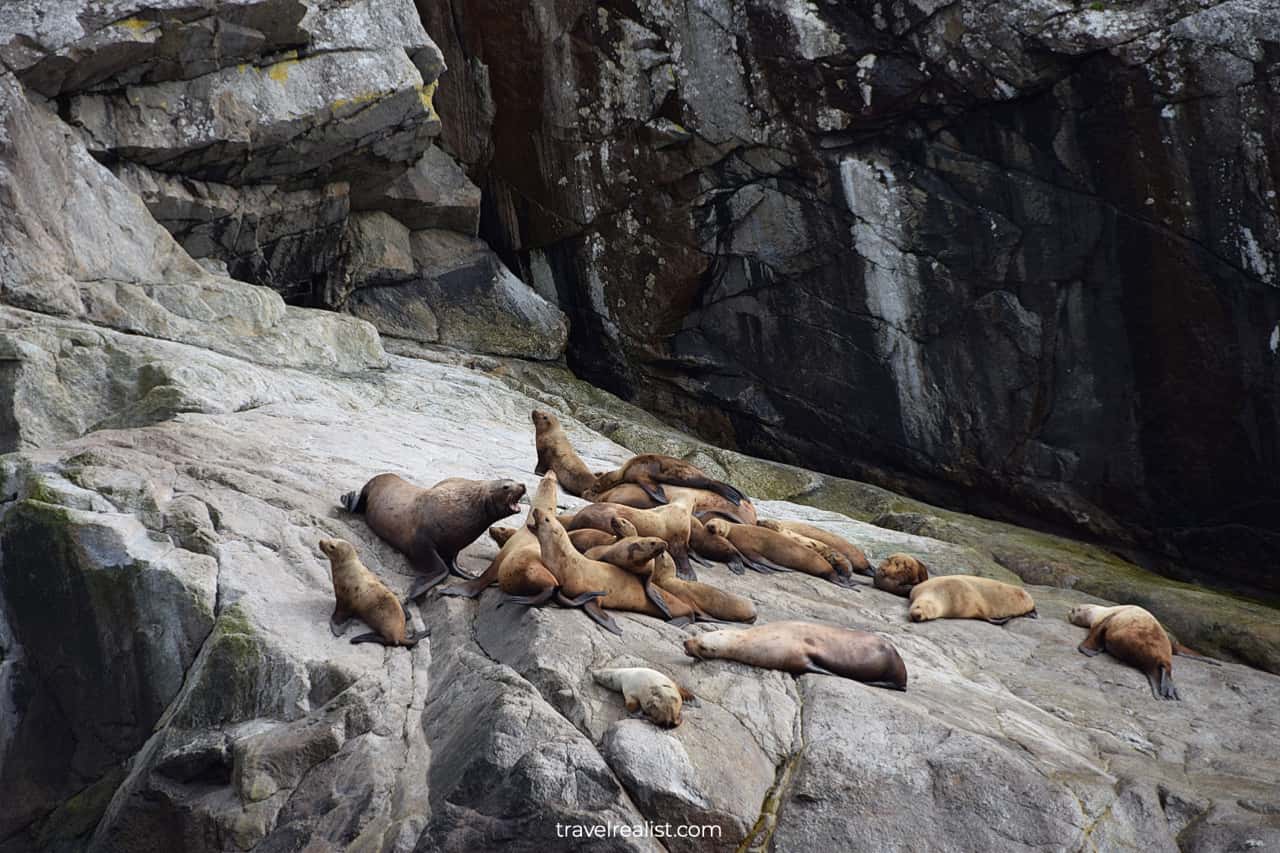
[{"xmin": 421, "ymin": 0, "xmax": 1280, "ymax": 591}]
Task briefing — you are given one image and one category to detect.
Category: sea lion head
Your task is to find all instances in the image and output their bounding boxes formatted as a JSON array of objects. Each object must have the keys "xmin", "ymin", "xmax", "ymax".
[
  {"xmin": 703, "ymin": 518, "xmax": 731, "ymax": 538},
  {"xmin": 526, "ymin": 506, "xmax": 550, "ymax": 533},
  {"xmin": 318, "ymin": 537, "xmax": 356, "ymax": 562},
  {"xmin": 531, "ymin": 409, "xmax": 559, "ymax": 432},
  {"xmin": 683, "ymin": 630, "xmax": 733, "ymax": 660},
  {"xmin": 610, "ymin": 517, "xmax": 639, "ymax": 538},
  {"xmin": 486, "ymin": 479, "xmax": 527, "ymax": 518},
  {"xmin": 623, "ymin": 537, "xmax": 668, "ymax": 565},
  {"xmin": 1068, "ymin": 604, "xmax": 1100, "ymax": 628},
  {"xmin": 639, "ymin": 681, "xmax": 684, "ymax": 728},
  {"xmin": 908, "ymin": 598, "xmax": 939, "ymax": 622}
]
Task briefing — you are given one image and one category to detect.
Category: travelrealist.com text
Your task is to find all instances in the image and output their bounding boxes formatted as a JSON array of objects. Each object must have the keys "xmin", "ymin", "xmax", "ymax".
[{"xmin": 555, "ymin": 822, "xmax": 723, "ymax": 840}]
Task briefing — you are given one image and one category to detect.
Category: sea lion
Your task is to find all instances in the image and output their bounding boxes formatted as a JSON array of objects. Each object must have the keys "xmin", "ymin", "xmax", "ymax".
[
  {"xmin": 319, "ymin": 538, "xmax": 425, "ymax": 647},
  {"xmin": 592, "ymin": 667, "xmax": 695, "ymax": 728},
  {"xmin": 341, "ymin": 473, "xmax": 526, "ymax": 599},
  {"xmin": 873, "ymin": 553, "xmax": 929, "ymax": 596},
  {"xmin": 565, "ymin": 502, "xmax": 697, "ymax": 581},
  {"xmin": 594, "ymin": 484, "xmax": 758, "ymax": 526},
  {"xmin": 583, "ymin": 519, "xmax": 670, "ymax": 572},
  {"xmin": 527, "ymin": 506, "xmax": 695, "ymax": 635},
  {"xmin": 583, "ymin": 454, "xmax": 745, "ymax": 506},
  {"xmin": 652, "ymin": 552, "xmax": 757, "ymax": 623},
  {"xmin": 755, "ymin": 519, "xmax": 856, "ymax": 579},
  {"xmin": 491, "ymin": 525, "xmax": 617, "ymax": 552},
  {"xmin": 908, "ymin": 575, "xmax": 1037, "ymax": 624},
  {"xmin": 1068, "ymin": 604, "xmax": 1220, "ymax": 701},
  {"xmin": 489, "ymin": 525, "xmax": 517, "ymax": 547},
  {"xmin": 755, "ymin": 519, "xmax": 873, "ymax": 576},
  {"xmin": 532, "ymin": 409, "xmax": 598, "ymax": 497},
  {"xmin": 703, "ymin": 519, "xmax": 855, "ymax": 587},
  {"xmin": 443, "ymin": 472, "xmax": 561, "ymax": 601},
  {"xmin": 689, "ymin": 517, "xmax": 747, "ymax": 572},
  {"xmin": 684, "ymin": 621, "xmax": 907, "ymax": 690}
]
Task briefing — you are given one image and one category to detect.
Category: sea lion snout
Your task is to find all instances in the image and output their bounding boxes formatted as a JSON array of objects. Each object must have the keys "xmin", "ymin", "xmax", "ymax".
[{"xmin": 683, "ymin": 637, "xmax": 704, "ymax": 659}]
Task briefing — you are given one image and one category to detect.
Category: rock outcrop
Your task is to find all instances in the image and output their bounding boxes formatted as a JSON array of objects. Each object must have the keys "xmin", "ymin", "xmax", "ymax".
[{"xmin": 420, "ymin": 0, "xmax": 1280, "ymax": 592}]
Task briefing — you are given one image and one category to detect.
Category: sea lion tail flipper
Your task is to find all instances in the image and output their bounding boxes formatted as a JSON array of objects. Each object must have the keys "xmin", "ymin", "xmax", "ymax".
[
  {"xmin": 406, "ymin": 571, "xmax": 448, "ymax": 601},
  {"xmin": 667, "ymin": 616, "xmax": 695, "ymax": 628},
  {"xmin": 1152, "ymin": 667, "xmax": 1180, "ymax": 700},
  {"xmin": 671, "ymin": 475, "xmax": 744, "ymax": 506},
  {"xmin": 350, "ymin": 631, "xmax": 393, "ymax": 646},
  {"xmin": 864, "ymin": 680, "xmax": 908, "ymax": 692},
  {"xmin": 690, "ymin": 552, "xmax": 715, "ymax": 568},
  {"xmin": 554, "ymin": 590, "xmax": 606, "ymax": 607},
  {"xmin": 644, "ymin": 581, "xmax": 673, "ymax": 619},
  {"xmin": 580, "ymin": 598, "xmax": 623, "ymax": 636},
  {"xmin": 404, "ymin": 629, "xmax": 430, "ymax": 647},
  {"xmin": 678, "ymin": 685, "xmax": 698, "ymax": 705},
  {"xmin": 340, "ymin": 487, "xmax": 367, "ymax": 514},
  {"xmin": 673, "ymin": 549, "xmax": 698, "ymax": 582},
  {"xmin": 330, "ymin": 609, "xmax": 353, "ymax": 637},
  {"xmin": 507, "ymin": 587, "xmax": 559, "ymax": 607},
  {"xmin": 985, "ymin": 616, "xmax": 1013, "ymax": 626},
  {"xmin": 1172, "ymin": 642, "xmax": 1222, "ymax": 666},
  {"xmin": 439, "ymin": 577, "xmax": 496, "ymax": 599},
  {"xmin": 1025, "ymin": 608, "xmax": 1039, "ymax": 619},
  {"xmin": 725, "ymin": 557, "xmax": 747, "ymax": 575},
  {"xmin": 802, "ymin": 662, "xmax": 838, "ymax": 677}
]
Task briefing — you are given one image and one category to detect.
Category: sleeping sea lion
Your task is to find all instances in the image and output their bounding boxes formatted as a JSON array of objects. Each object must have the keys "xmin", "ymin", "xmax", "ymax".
[
  {"xmin": 1068, "ymin": 603, "xmax": 1220, "ymax": 701},
  {"xmin": 755, "ymin": 519, "xmax": 856, "ymax": 578},
  {"xmin": 652, "ymin": 552, "xmax": 757, "ymax": 623},
  {"xmin": 341, "ymin": 473, "xmax": 525, "ymax": 600},
  {"xmin": 873, "ymin": 553, "xmax": 929, "ymax": 596},
  {"xmin": 908, "ymin": 575, "xmax": 1037, "ymax": 624},
  {"xmin": 583, "ymin": 454, "xmax": 745, "ymax": 506},
  {"xmin": 532, "ymin": 409, "xmax": 598, "ymax": 497},
  {"xmin": 703, "ymin": 519, "xmax": 855, "ymax": 587},
  {"xmin": 683, "ymin": 621, "xmax": 907, "ymax": 690},
  {"xmin": 754, "ymin": 519, "xmax": 873, "ymax": 576},
  {"xmin": 565, "ymin": 501, "xmax": 697, "ymax": 580},
  {"xmin": 592, "ymin": 667, "xmax": 695, "ymax": 728},
  {"xmin": 319, "ymin": 538, "xmax": 425, "ymax": 647},
  {"xmin": 593, "ymin": 483, "xmax": 758, "ymax": 526}
]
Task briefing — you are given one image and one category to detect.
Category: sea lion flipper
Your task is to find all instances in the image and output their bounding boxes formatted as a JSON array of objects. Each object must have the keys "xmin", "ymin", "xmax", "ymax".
[
  {"xmin": 667, "ymin": 616, "xmax": 695, "ymax": 628},
  {"xmin": 556, "ymin": 590, "xmax": 608, "ymax": 607},
  {"xmin": 802, "ymin": 662, "xmax": 838, "ymax": 677},
  {"xmin": 644, "ymin": 580, "xmax": 673, "ymax": 619},
  {"xmin": 678, "ymin": 685, "xmax": 699, "ymax": 706},
  {"xmin": 339, "ymin": 487, "xmax": 367, "ymax": 513},
  {"xmin": 1151, "ymin": 668, "xmax": 1180, "ymax": 700},
  {"xmin": 581, "ymin": 598, "xmax": 623, "ymax": 636},
  {"xmin": 673, "ymin": 549, "xmax": 698, "ymax": 581},
  {"xmin": 405, "ymin": 629, "xmax": 429, "ymax": 648},
  {"xmin": 637, "ymin": 477, "xmax": 669, "ymax": 505},
  {"xmin": 1172, "ymin": 641, "xmax": 1222, "ymax": 666},
  {"xmin": 449, "ymin": 558, "xmax": 478, "ymax": 580},
  {"xmin": 406, "ymin": 570, "xmax": 448, "ymax": 601},
  {"xmin": 724, "ymin": 556, "xmax": 747, "ymax": 575},
  {"xmin": 1078, "ymin": 622, "xmax": 1107, "ymax": 656},
  {"xmin": 1025, "ymin": 608, "xmax": 1039, "ymax": 619},
  {"xmin": 350, "ymin": 631, "xmax": 393, "ymax": 646},
  {"xmin": 330, "ymin": 609, "xmax": 353, "ymax": 637},
  {"xmin": 508, "ymin": 587, "xmax": 559, "ymax": 607},
  {"xmin": 985, "ymin": 616, "xmax": 1013, "ymax": 626}
]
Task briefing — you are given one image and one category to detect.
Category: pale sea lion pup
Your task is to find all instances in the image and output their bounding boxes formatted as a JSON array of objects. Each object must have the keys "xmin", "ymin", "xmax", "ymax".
[
  {"xmin": 908, "ymin": 575, "xmax": 1037, "ymax": 624},
  {"xmin": 1068, "ymin": 604, "xmax": 1220, "ymax": 701},
  {"xmin": 532, "ymin": 409, "xmax": 599, "ymax": 497},
  {"xmin": 341, "ymin": 473, "xmax": 526, "ymax": 599},
  {"xmin": 319, "ymin": 538, "xmax": 425, "ymax": 647},
  {"xmin": 583, "ymin": 454, "xmax": 745, "ymax": 506},
  {"xmin": 592, "ymin": 667, "xmax": 696, "ymax": 728},
  {"xmin": 873, "ymin": 554, "xmax": 929, "ymax": 596},
  {"xmin": 684, "ymin": 621, "xmax": 907, "ymax": 690}
]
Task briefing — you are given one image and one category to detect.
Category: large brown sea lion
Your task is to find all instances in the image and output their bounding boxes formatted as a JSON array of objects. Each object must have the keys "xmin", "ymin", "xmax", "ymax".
[
  {"xmin": 652, "ymin": 552, "xmax": 757, "ymax": 624},
  {"xmin": 703, "ymin": 519, "xmax": 855, "ymax": 587},
  {"xmin": 684, "ymin": 621, "xmax": 907, "ymax": 690},
  {"xmin": 583, "ymin": 454, "xmax": 745, "ymax": 507},
  {"xmin": 592, "ymin": 667, "xmax": 696, "ymax": 728},
  {"xmin": 755, "ymin": 519, "xmax": 873, "ymax": 576},
  {"xmin": 565, "ymin": 502, "xmax": 697, "ymax": 580},
  {"xmin": 908, "ymin": 575, "xmax": 1037, "ymax": 624},
  {"xmin": 594, "ymin": 483, "xmax": 758, "ymax": 526},
  {"xmin": 320, "ymin": 538, "xmax": 425, "ymax": 647},
  {"xmin": 873, "ymin": 554, "xmax": 929, "ymax": 596},
  {"xmin": 532, "ymin": 409, "xmax": 598, "ymax": 497},
  {"xmin": 1068, "ymin": 604, "xmax": 1220, "ymax": 701},
  {"xmin": 528, "ymin": 506, "xmax": 695, "ymax": 635},
  {"xmin": 341, "ymin": 473, "xmax": 525, "ymax": 600}
]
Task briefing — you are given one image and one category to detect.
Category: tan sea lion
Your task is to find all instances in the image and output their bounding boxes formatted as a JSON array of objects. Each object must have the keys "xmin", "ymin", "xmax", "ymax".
[
  {"xmin": 565, "ymin": 501, "xmax": 697, "ymax": 580},
  {"xmin": 488, "ymin": 525, "xmax": 517, "ymax": 547},
  {"xmin": 652, "ymin": 552, "xmax": 757, "ymax": 624},
  {"xmin": 1069, "ymin": 604, "xmax": 1220, "ymax": 701},
  {"xmin": 684, "ymin": 621, "xmax": 907, "ymax": 690},
  {"xmin": 491, "ymin": 525, "xmax": 618, "ymax": 552},
  {"xmin": 532, "ymin": 409, "xmax": 598, "ymax": 497},
  {"xmin": 341, "ymin": 473, "xmax": 526, "ymax": 599},
  {"xmin": 873, "ymin": 553, "xmax": 929, "ymax": 596},
  {"xmin": 592, "ymin": 667, "xmax": 695, "ymax": 728},
  {"xmin": 583, "ymin": 454, "xmax": 745, "ymax": 507},
  {"xmin": 583, "ymin": 518, "xmax": 670, "ymax": 572},
  {"xmin": 594, "ymin": 483, "xmax": 758, "ymax": 526},
  {"xmin": 527, "ymin": 506, "xmax": 695, "ymax": 634},
  {"xmin": 319, "ymin": 538, "xmax": 425, "ymax": 647},
  {"xmin": 703, "ymin": 519, "xmax": 855, "ymax": 587},
  {"xmin": 908, "ymin": 575, "xmax": 1037, "ymax": 624},
  {"xmin": 755, "ymin": 519, "xmax": 855, "ymax": 578},
  {"xmin": 689, "ymin": 517, "xmax": 748, "ymax": 573},
  {"xmin": 755, "ymin": 519, "xmax": 873, "ymax": 576}
]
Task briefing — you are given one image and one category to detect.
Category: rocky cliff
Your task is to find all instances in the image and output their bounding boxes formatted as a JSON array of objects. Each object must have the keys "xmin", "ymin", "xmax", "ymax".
[
  {"xmin": 2, "ymin": 2, "xmax": 1279, "ymax": 852},
  {"xmin": 418, "ymin": 0, "xmax": 1280, "ymax": 594}
]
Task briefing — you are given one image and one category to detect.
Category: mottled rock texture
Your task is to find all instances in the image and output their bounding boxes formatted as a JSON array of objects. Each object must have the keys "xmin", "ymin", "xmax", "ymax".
[{"xmin": 421, "ymin": 0, "xmax": 1280, "ymax": 592}]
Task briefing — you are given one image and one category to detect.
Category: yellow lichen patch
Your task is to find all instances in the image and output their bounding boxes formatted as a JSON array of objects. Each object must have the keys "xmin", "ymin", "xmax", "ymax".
[
  {"xmin": 418, "ymin": 80, "xmax": 439, "ymax": 114},
  {"xmin": 332, "ymin": 91, "xmax": 383, "ymax": 112},
  {"xmin": 268, "ymin": 55, "xmax": 300, "ymax": 83},
  {"xmin": 115, "ymin": 17, "xmax": 153, "ymax": 34}
]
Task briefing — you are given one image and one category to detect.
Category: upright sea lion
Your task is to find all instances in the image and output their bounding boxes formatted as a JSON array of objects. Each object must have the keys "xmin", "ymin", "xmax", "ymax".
[
  {"xmin": 594, "ymin": 484, "xmax": 758, "ymax": 526},
  {"xmin": 1068, "ymin": 604, "xmax": 1220, "ymax": 701},
  {"xmin": 528, "ymin": 507, "xmax": 695, "ymax": 635},
  {"xmin": 703, "ymin": 519, "xmax": 855, "ymax": 587},
  {"xmin": 566, "ymin": 502, "xmax": 697, "ymax": 580},
  {"xmin": 341, "ymin": 473, "xmax": 526, "ymax": 599},
  {"xmin": 755, "ymin": 519, "xmax": 855, "ymax": 578},
  {"xmin": 532, "ymin": 409, "xmax": 598, "ymax": 497},
  {"xmin": 908, "ymin": 575, "xmax": 1037, "ymax": 624},
  {"xmin": 684, "ymin": 621, "xmax": 907, "ymax": 690},
  {"xmin": 592, "ymin": 667, "xmax": 695, "ymax": 728},
  {"xmin": 755, "ymin": 519, "xmax": 873, "ymax": 576},
  {"xmin": 652, "ymin": 552, "xmax": 757, "ymax": 623},
  {"xmin": 319, "ymin": 538, "xmax": 425, "ymax": 647},
  {"xmin": 873, "ymin": 554, "xmax": 929, "ymax": 596},
  {"xmin": 583, "ymin": 454, "xmax": 745, "ymax": 507}
]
